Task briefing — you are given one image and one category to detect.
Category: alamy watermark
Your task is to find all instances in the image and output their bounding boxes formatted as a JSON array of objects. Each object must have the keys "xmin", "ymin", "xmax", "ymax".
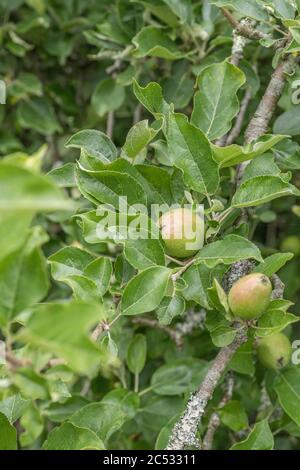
[
  {"xmin": 93, "ymin": 199, "xmax": 204, "ymax": 252},
  {"xmin": 0, "ymin": 80, "xmax": 6, "ymax": 104},
  {"xmin": 291, "ymin": 79, "xmax": 300, "ymax": 105},
  {"xmin": 292, "ymin": 340, "xmax": 300, "ymax": 365}
]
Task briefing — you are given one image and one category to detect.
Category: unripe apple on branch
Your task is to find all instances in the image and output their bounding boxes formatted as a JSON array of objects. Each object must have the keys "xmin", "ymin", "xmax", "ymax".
[
  {"xmin": 257, "ymin": 333, "xmax": 292, "ymax": 370},
  {"xmin": 158, "ymin": 208, "xmax": 204, "ymax": 259},
  {"xmin": 228, "ymin": 273, "xmax": 272, "ymax": 320}
]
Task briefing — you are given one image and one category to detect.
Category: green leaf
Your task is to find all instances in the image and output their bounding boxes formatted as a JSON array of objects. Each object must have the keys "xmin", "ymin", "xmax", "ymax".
[
  {"xmin": 133, "ymin": 80, "xmax": 169, "ymax": 118},
  {"xmin": 231, "ymin": 419, "xmax": 274, "ymax": 450},
  {"xmin": 17, "ymin": 97, "xmax": 61, "ymax": 135},
  {"xmin": 151, "ymin": 139, "xmax": 172, "ymax": 166},
  {"xmin": 0, "ymin": 227, "xmax": 49, "ymax": 325},
  {"xmin": 127, "ymin": 334, "xmax": 147, "ymax": 374},
  {"xmin": 48, "ymin": 163, "xmax": 76, "ymax": 188},
  {"xmin": 241, "ymin": 154, "xmax": 281, "ymax": 182},
  {"xmin": 20, "ymin": 403, "xmax": 43, "ymax": 447},
  {"xmin": 70, "ymin": 402, "xmax": 125, "ymax": 442},
  {"xmin": 195, "ymin": 234, "xmax": 263, "ymax": 268},
  {"xmin": 0, "ymin": 413, "xmax": 17, "ymax": 450},
  {"xmin": 124, "ymin": 237, "xmax": 166, "ymax": 270},
  {"xmin": 20, "ymin": 302, "xmax": 106, "ymax": 375},
  {"xmin": 275, "ymin": 368, "xmax": 300, "ymax": 428},
  {"xmin": 121, "ymin": 119, "xmax": 162, "ymax": 160},
  {"xmin": 287, "ymin": 26, "xmax": 300, "ymax": 50},
  {"xmin": 97, "ymin": 158, "xmax": 177, "ymax": 206},
  {"xmin": 213, "ymin": 135, "xmax": 287, "ymax": 168},
  {"xmin": 43, "ymin": 33, "xmax": 73, "ymax": 66},
  {"xmin": 211, "ymin": 0, "xmax": 269, "ymax": 21},
  {"xmin": 66, "ymin": 130, "xmax": 117, "ymax": 163},
  {"xmin": 0, "ymin": 212, "xmax": 33, "ymax": 261},
  {"xmin": 133, "ymin": 26, "xmax": 185, "ymax": 60},
  {"xmin": 192, "ymin": 61, "xmax": 245, "ymax": 141},
  {"xmin": 161, "ymin": 61, "xmax": 194, "ymax": 109},
  {"xmin": 156, "ymin": 295, "xmax": 185, "ymax": 325},
  {"xmin": 3, "ymin": 145, "xmax": 47, "ymax": 173},
  {"xmin": 0, "ymin": 0, "xmax": 23, "ymax": 11},
  {"xmin": 76, "ymin": 166, "xmax": 147, "ymax": 208},
  {"xmin": 219, "ymin": 400, "xmax": 248, "ymax": 432},
  {"xmin": 44, "ymin": 396, "xmax": 90, "ymax": 423},
  {"xmin": 0, "ymin": 394, "xmax": 30, "ymax": 424},
  {"xmin": 12, "ymin": 369, "xmax": 49, "ymax": 400},
  {"xmin": 56, "ymin": 275, "xmax": 101, "ymax": 303},
  {"xmin": 121, "ymin": 266, "xmax": 171, "ymax": 316},
  {"xmin": 49, "ymin": 248, "xmax": 112, "ymax": 301},
  {"xmin": 206, "ymin": 311, "xmax": 237, "ymax": 347},
  {"xmin": 151, "ymin": 358, "xmax": 209, "ymax": 395},
  {"xmin": 0, "ymin": 163, "xmax": 72, "ymax": 212},
  {"xmin": 102, "ymin": 389, "xmax": 140, "ymax": 420},
  {"xmin": 140, "ymin": 395, "xmax": 184, "ymax": 434},
  {"xmin": 266, "ymin": 0, "xmax": 295, "ymax": 19},
  {"xmin": 162, "ymin": 0, "xmax": 193, "ymax": 23},
  {"xmin": 166, "ymin": 111, "xmax": 219, "ymax": 194},
  {"xmin": 207, "ymin": 278, "xmax": 230, "ymax": 316},
  {"xmin": 182, "ymin": 263, "xmax": 213, "ymax": 309},
  {"xmin": 84, "ymin": 257, "xmax": 112, "ymax": 297},
  {"xmin": 232, "ymin": 175, "xmax": 300, "ymax": 208},
  {"xmin": 43, "ymin": 423, "xmax": 105, "ymax": 450},
  {"xmin": 253, "ymin": 253, "xmax": 294, "ymax": 276},
  {"xmin": 274, "ymin": 108, "xmax": 300, "ymax": 136},
  {"xmin": 273, "ymin": 139, "xmax": 300, "ymax": 171},
  {"xmin": 255, "ymin": 311, "xmax": 299, "ymax": 337},
  {"xmin": 9, "ymin": 72, "xmax": 42, "ymax": 100},
  {"xmin": 91, "ymin": 78, "xmax": 126, "ymax": 117},
  {"xmin": 135, "ymin": 164, "xmax": 179, "ymax": 205},
  {"xmin": 229, "ymin": 341, "xmax": 255, "ymax": 376},
  {"xmin": 48, "ymin": 247, "xmax": 94, "ymax": 280}
]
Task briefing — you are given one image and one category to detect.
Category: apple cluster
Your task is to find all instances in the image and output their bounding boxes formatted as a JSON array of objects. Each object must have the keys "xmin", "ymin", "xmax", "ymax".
[{"xmin": 159, "ymin": 209, "xmax": 292, "ymax": 370}]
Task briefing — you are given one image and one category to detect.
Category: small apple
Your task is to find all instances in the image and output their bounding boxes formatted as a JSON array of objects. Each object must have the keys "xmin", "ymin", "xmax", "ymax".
[
  {"xmin": 228, "ymin": 273, "xmax": 272, "ymax": 320},
  {"xmin": 280, "ymin": 235, "xmax": 300, "ymax": 257},
  {"xmin": 158, "ymin": 208, "xmax": 203, "ymax": 259},
  {"xmin": 257, "ymin": 333, "xmax": 292, "ymax": 370}
]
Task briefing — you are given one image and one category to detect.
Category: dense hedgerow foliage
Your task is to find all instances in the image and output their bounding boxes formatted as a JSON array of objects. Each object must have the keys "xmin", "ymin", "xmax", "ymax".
[{"xmin": 1, "ymin": 0, "xmax": 300, "ymax": 451}]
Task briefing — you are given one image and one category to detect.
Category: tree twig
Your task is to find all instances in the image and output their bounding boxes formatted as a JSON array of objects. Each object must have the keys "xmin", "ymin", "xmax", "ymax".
[
  {"xmin": 235, "ymin": 55, "xmax": 295, "ymax": 185},
  {"xmin": 271, "ymin": 274, "xmax": 285, "ymax": 299},
  {"xmin": 215, "ymin": 30, "xmax": 247, "ymax": 147},
  {"xmin": 171, "ymin": 258, "xmax": 196, "ymax": 282},
  {"xmin": 244, "ymin": 56, "xmax": 295, "ymax": 144},
  {"xmin": 175, "ymin": 309, "xmax": 206, "ymax": 336},
  {"xmin": 133, "ymin": 104, "xmax": 142, "ymax": 124},
  {"xmin": 235, "ymin": 18, "xmax": 271, "ymax": 41},
  {"xmin": 221, "ymin": 9, "xmax": 270, "ymax": 41},
  {"xmin": 230, "ymin": 30, "xmax": 247, "ymax": 67},
  {"xmin": 5, "ymin": 352, "xmax": 32, "ymax": 370},
  {"xmin": 221, "ymin": 8, "xmax": 239, "ymax": 29},
  {"xmin": 106, "ymin": 111, "xmax": 115, "ymax": 139},
  {"xmin": 132, "ymin": 317, "xmax": 184, "ymax": 348},
  {"xmin": 105, "ymin": 58, "xmax": 122, "ymax": 75},
  {"xmin": 166, "ymin": 329, "xmax": 247, "ymax": 450},
  {"xmin": 202, "ymin": 374, "xmax": 234, "ymax": 450},
  {"xmin": 225, "ymin": 89, "xmax": 252, "ymax": 145}
]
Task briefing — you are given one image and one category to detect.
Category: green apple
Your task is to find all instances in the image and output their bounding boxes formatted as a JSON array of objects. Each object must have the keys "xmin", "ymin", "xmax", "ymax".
[
  {"xmin": 228, "ymin": 273, "xmax": 272, "ymax": 320},
  {"xmin": 158, "ymin": 208, "xmax": 203, "ymax": 259},
  {"xmin": 257, "ymin": 333, "xmax": 292, "ymax": 369}
]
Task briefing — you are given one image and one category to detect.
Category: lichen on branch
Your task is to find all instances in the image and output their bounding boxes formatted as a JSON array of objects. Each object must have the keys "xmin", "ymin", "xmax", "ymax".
[{"xmin": 166, "ymin": 330, "xmax": 247, "ymax": 450}]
